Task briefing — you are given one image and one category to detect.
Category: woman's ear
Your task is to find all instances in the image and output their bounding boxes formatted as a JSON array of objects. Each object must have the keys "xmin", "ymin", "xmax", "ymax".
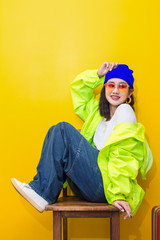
[{"xmin": 128, "ymin": 89, "xmax": 134, "ymax": 97}]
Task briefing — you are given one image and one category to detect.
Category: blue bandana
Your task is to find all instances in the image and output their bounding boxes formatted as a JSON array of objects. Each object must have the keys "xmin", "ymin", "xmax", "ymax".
[{"xmin": 104, "ymin": 64, "xmax": 134, "ymax": 89}]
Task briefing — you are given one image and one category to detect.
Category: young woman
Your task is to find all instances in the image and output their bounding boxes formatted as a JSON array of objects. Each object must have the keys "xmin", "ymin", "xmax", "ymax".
[{"xmin": 11, "ymin": 62, "xmax": 153, "ymax": 220}]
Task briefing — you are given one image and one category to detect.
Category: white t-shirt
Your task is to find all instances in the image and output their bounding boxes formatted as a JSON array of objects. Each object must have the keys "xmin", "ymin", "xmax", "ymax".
[{"xmin": 93, "ymin": 104, "xmax": 137, "ymax": 150}]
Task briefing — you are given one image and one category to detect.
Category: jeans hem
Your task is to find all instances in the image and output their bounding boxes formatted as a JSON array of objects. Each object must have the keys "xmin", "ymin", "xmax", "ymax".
[{"xmin": 29, "ymin": 182, "xmax": 55, "ymax": 204}]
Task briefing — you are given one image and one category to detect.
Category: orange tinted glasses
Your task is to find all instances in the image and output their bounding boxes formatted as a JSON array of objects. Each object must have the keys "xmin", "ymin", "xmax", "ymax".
[{"xmin": 105, "ymin": 82, "xmax": 129, "ymax": 92}]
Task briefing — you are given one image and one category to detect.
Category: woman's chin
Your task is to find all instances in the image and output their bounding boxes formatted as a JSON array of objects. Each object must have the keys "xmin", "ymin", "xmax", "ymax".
[{"xmin": 108, "ymin": 99, "xmax": 122, "ymax": 107}]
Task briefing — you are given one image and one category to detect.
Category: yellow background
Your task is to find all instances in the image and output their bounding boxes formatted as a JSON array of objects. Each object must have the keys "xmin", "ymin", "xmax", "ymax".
[{"xmin": 1, "ymin": 0, "xmax": 159, "ymax": 239}]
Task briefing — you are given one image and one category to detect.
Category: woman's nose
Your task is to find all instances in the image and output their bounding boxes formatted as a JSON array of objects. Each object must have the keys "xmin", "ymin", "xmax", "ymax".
[{"xmin": 112, "ymin": 85, "xmax": 119, "ymax": 93}]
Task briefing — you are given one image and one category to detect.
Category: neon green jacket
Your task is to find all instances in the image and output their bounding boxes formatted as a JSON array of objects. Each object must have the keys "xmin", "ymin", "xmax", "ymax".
[{"xmin": 71, "ymin": 70, "xmax": 153, "ymax": 216}]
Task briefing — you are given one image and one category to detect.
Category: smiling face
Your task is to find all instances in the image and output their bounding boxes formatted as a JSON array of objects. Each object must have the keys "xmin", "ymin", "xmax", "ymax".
[{"xmin": 105, "ymin": 78, "xmax": 133, "ymax": 108}]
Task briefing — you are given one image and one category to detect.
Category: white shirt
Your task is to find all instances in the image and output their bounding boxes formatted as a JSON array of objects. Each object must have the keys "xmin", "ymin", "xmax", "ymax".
[{"xmin": 93, "ymin": 104, "xmax": 137, "ymax": 150}]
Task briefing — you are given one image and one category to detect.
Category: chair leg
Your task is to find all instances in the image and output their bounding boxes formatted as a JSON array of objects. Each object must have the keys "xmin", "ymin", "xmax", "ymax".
[
  {"xmin": 110, "ymin": 212, "xmax": 120, "ymax": 240},
  {"xmin": 53, "ymin": 212, "xmax": 61, "ymax": 240},
  {"xmin": 63, "ymin": 217, "xmax": 68, "ymax": 240}
]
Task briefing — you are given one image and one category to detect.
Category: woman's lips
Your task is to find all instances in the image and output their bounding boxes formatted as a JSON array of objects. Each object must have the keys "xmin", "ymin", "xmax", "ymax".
[{"xmin": 111, "ymin": 95, "xmax": 120, "ymax": 101}]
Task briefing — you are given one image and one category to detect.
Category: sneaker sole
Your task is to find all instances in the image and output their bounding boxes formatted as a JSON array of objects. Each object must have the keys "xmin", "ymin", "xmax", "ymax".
[{"xmin": 11, "ymin": 178, "xmax": 44, "ymax": 213}]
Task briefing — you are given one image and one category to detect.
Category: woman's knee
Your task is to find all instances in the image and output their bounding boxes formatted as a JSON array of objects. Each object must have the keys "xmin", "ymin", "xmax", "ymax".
[
  {"xmin": 53, "ymin": 122, "xmax": 78, "ymax": 136},
  {"xmin": 56, "ymin": 121, "xmax": 73, "ymax": 130},
  {"xmin": 47, "ymin": 122, "xmax": 78, "ymax": 140},
  {"xmin": 48, "ymin": 122, "xmax": 70, "ymax": 131}
]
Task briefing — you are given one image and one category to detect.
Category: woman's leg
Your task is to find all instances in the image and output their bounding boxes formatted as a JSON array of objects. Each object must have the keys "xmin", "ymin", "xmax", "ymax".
[
  {"xmin": 12, "ymin": 122, "xmax": 106, "ymax": 212},
  {"xmin": 29, "ymin": 122, "xmax": 106, "ymax": 203}
]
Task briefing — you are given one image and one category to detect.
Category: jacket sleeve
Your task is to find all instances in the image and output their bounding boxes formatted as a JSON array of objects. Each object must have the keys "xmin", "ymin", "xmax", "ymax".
[
  {"xmin": 97, "ymin": 122, "xmax": 153, "ymax": 215},
  {"xmin": 70, "ymin": 70, "xmax": 104, "ymax": 121},
  {"xmin": 105, "ymin": 137, "xmax": 144, "ymax": 203}
]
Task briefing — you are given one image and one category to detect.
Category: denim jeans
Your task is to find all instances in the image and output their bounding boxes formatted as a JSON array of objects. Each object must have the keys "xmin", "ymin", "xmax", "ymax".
[{"xmin": 29, "ymin": 122, "xmax": 106, "ymax": 204}]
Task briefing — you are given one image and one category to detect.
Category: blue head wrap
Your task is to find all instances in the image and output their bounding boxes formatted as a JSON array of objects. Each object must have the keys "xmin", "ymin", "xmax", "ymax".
[{"xmin": 104, "ymin": 64, "xmax": 134, "ymax": 89}]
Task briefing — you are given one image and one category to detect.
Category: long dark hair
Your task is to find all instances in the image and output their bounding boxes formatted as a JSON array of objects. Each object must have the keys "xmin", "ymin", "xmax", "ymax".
[{"xmin": 99, "ymin": 86, "xmax": 135, "ymax": 120}]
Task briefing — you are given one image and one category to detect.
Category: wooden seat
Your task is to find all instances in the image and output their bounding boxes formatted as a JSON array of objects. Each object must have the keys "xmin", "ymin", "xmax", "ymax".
[{"xmin": 45, "ymin": 194, "xmax": 120, "ymax": 240}]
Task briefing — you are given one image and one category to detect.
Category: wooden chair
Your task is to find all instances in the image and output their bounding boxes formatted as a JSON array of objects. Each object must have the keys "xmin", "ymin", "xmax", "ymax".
[{"xmin": 45, "ymin": 187, "xmax": 120, "ymax": 240}]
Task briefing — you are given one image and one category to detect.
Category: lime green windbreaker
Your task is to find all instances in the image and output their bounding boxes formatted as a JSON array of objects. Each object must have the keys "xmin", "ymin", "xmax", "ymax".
[{"xmin": 71, "ymin": 70, "xmax": 153, "ymax": 216}]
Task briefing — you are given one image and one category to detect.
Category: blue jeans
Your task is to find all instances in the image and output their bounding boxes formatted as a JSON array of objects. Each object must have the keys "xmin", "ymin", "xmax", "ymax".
[{"xmin": 29, "ymin": 122, "xmax": 106, "ymax": 204}]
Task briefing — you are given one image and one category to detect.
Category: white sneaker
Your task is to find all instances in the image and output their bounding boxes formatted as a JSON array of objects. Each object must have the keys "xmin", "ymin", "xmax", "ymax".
[{"xmin": 11, "ymin": 178, "xmax": 49, "ymax": 213}]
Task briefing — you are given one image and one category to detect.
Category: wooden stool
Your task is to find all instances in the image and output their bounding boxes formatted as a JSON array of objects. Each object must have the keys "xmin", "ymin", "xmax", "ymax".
[{"xmin": 45, "ymin": 195, "xmax": 120, "ymax": 240}]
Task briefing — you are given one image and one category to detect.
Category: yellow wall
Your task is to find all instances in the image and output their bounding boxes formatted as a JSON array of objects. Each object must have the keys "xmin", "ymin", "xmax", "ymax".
[{"xmin": 1, "ymin": 0, "xmax": 159, "ymax": 239}]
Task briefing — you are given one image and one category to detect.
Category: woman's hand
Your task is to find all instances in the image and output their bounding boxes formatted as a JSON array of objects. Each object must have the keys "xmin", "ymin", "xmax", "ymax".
[
  {"xmin": 97, "ymin": 62, "xmax": 118, "ymax": 77},
  {"xmin": 112, "ymin": 200, "xmax": 132, "ymax": 220}
]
